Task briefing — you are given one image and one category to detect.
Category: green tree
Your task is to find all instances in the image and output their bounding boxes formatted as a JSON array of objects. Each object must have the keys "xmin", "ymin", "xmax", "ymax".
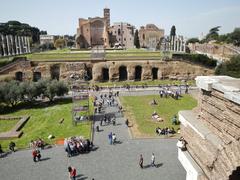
[
  {"xmin": 187, "ymin": 38, "xmax": 200, "ymax": 44},
  {"xmin": 0, "ymin": 21, "xmax": 41, "ymax": 43},
  {"xmin": 230, "ymin": 28, "xmax": 240, "ymax": 46},
  {"xmin": 134, "ymin": 30, "xmax": 140, "ymax": 48},
  {"xmin": 215, "ymin": 55, "xmax": 240, "ymax": 78},
  {"xmin": 170, "ymin": 25, "xmax": 176, "ymax": 37},
  {"xmin": 2, "ymin": 81, "xmax": 23, "ymax": 107},
  {"xmin": 206, "ymin": 26, "xmax": 221, "ymax": 41},
  {"xmin": 54, "ymin": 38, "xmax": 66, "ymax": 49}
]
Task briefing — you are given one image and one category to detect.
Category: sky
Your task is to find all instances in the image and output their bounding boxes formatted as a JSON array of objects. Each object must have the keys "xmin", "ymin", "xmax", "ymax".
[{"xmin": 1, "ymin": 0, "xmax": 240, "ymax": 38}]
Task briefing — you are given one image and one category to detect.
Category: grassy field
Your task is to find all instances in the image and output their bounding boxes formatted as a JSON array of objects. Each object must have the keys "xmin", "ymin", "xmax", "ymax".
[
  {"xmin": 0, "ymin": 119, "xmax": 19, "ymax": 133},
  {"xmin": 0, "ymin": 99, "xmax": 93, "ymax": 150},
  {"xmin": 120, "ymin": 94, "xmax": 197, "ymax": 137},
  {"xmin": 91, "ymin": 80, "xmax": 195, "ymax": 87}
]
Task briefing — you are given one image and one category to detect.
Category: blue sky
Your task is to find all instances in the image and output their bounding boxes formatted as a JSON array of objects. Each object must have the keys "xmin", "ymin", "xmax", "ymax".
[{"xmin": 1, "ymin": 0, "xmax": 240, "ymax": 38}]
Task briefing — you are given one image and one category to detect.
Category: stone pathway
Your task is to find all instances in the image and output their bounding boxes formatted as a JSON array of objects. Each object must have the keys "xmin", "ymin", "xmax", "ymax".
[{"xmin": 0, "ymin": 91, "xmax": 186, "ymax": 180}]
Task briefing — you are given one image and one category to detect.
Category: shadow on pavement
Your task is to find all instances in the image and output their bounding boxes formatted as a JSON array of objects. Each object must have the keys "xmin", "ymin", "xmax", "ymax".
[
  {"xmin": 40, "ymin": 157, "xmax": 51, "ymax": 161},
  {"xmin": 143, "ymin": 163, "xmax": 163, "ymax": 169}
]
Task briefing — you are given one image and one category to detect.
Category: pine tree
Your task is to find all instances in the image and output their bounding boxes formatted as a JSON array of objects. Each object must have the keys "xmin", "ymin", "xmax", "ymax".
[{"xmin": 134, "ymin": 30, "xmax": 140, "ymax": 48}]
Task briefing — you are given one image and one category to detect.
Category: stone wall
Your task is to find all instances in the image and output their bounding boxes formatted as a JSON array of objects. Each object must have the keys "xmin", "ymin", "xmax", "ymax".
[
  {"xmin": 179, "ymin": 76, "xmax": 240, "ymax": 180},
  {"xmin": 0, "ymin": 60, "xmax": 214, "ymax": 82}
]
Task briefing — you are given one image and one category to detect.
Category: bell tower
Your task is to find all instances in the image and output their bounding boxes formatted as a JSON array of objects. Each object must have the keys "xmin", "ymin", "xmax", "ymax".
[{"xmin": 103, "ymin": 7, "xmax": 110, "ymax": 28}]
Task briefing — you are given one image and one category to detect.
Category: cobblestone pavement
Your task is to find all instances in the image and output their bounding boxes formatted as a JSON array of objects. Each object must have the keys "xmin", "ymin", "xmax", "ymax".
[{"xmin": 0, "ymin": 91, "xmax": 186, "ymax": 180}]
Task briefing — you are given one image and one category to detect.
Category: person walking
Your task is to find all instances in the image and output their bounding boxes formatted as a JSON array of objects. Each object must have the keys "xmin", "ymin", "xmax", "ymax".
[
  {"xmin": 151, "ymin": 153, "xmax": 156, "ymax": 167},
  {"xmin": 68, "ymin": 166, "xmax": 77, "ymax": 180},
  {"xmin": 108, "ymin": 132, "xmax": 112, "ymax": 145},
  {"xmin": 139, "ymin": 154, "xmax": 143, "ymax": 169}
]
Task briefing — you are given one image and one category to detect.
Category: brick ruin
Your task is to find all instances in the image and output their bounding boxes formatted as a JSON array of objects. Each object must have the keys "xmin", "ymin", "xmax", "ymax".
[
  {"xmin": 178, "ymin": 76, "xmax": 240, "ymax": 180},
  {"xmin": 0, "ymin": 58, "xmax": 214, "ymax": 82}
]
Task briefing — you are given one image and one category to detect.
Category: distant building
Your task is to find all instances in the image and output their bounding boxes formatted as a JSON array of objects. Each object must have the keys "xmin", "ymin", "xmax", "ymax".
[
  {"xmin": 139, "ymin": 24, "xmax": 164, "ymax": 49},
  {"xmin": 39, "ymin": 35, "xmax": 55, "ymax": 45},
  {"xmin": 75, "ymin": 8, "xmax": 110, "ymax": 49},
  {"xmin": 109, "ymin": 22, "xmax": 135, "ymax": 49}
]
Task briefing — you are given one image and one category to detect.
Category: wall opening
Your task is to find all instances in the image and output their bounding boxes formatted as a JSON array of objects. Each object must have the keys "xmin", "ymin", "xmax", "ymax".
[
  {"xmin": 33, "ymin": 72, "xmax": 41, "ymax": 82},
  {"xmin": 229, "ymin": 167, "xmax": 240, "ymax": 180},
  {"xmin": 50, "ymin": 65, "xmax": 60, "ymax": 80},
  {"xmin": 119, "ymin": 66, "xmax": 127, "ymax": 81},
  {"xmin": 102, "ymin": 68, "xmax": 109, "ymax": 81},
  {"xmin": 152, "ymin": 67, "xmax": 158, "ymax": 80},
  {"xmin": 135, "ymin": 66, "xmax": 142, "ymax": 80},
  {"xmin": 15, "ymin": 71, "xmax": 23, "ymax": 81},
  {"xmin": 86, "ymin": 67, "xmax": 92, "ymax": 81}
]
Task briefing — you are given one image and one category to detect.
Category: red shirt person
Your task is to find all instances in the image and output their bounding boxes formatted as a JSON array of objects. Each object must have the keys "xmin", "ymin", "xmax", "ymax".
[{"xmin": 68, "ymin": 166, "xmax": 76, "ymax": 180}]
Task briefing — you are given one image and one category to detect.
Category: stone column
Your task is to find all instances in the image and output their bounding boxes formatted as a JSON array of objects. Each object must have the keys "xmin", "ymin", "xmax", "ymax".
[
  {"xmin": 18, "ymin": 36, "xmax": 22, "ymax": 54},
  {"xmin": 10, "ymin": 35, "xmax": 15, "ymax": 55},
  {"xmin": 15, "ymin": 36, "xmax": 19, "ymax": 55},
  {"xmin": 24, "ymin": 36, "xmax": 27, "ymax": 53},
  {"xmin": 6, "ymin": 35, "xmax": 11, "ymax": 56},
  {"xmin": 1, "ymin": 35, "xmax": 7, "ymax": 56},
  {"xmin": 27, "ymin": 37, "xmax": 31, "ymax": 53},
  {"xmin": 176, "ymin": 37, "xmax": 179, "ymax": 52},
  {"xmin": 170, "ymin": 36, "xmax": 174, "ymax": 51},
  {"xmin": 183, "ymin": 39, "xmax": 186, "ymax": 52},
  {"xmin": 21, "ymin": 36, "xmax": 25, "ymax": 53},
  {"xmin": 0, "ymin": 34, "xmax": 2, "ymax": 57}
]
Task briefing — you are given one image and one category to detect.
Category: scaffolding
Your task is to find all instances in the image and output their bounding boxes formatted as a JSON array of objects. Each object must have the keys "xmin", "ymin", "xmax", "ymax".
[{"xmin": 71, "ymin": 73, "xmax": 90, "ymax": 126}]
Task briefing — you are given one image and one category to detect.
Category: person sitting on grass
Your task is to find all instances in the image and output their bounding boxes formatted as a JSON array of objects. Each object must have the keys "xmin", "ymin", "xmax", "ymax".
[
  {"xmin": 9, "ymin": 141, "xmax": 16, "ymax": 152},
  {"xmin": 0, "ymin": 144, "xmax": 4, "ymax": 154},
  {"xmin": 172, "ymin": 115, "xmax": 178, "ymax": 125}
]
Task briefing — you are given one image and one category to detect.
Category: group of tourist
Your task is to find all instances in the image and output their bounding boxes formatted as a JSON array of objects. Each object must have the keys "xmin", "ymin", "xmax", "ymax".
[
  {"xmin": 64, "ymin": 136, "xmax": 92, "ymax": 157},
  {"xmin": 108, "ymin": 132, "xmax": 117, "ymax": 145},
  {"xmin": 29, "ymin": 138, "xmax": 45, "ymax": 149},
  {"xmin": 155, "ymin": 127, "xmax": 176, "ymax": 136},
  {"xmin": 139, "ymin": 153, "xmax": 156, "ymax": 168}
]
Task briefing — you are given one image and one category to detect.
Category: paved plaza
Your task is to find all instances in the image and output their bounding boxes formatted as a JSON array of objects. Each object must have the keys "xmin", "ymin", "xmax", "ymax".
[{"xmin": 0, "ymin": 90, "xmax": 186, "ymax": 180}]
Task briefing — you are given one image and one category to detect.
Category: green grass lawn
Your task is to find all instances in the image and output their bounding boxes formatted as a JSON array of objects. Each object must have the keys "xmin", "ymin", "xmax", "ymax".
[
  {"xmin": 91, "ymin": 80, "xmax": 195, "ymax": 87},
  {"xmin": 0, "ymin": 99, "xmax": 93, "ymax": 150},
  {"xmin": 0, "ymin": 119, "xmax": 19, "ymax": 133},
  {"xmin": 120, "ymin": 94, "xmax": 197, "ymax": 137}
]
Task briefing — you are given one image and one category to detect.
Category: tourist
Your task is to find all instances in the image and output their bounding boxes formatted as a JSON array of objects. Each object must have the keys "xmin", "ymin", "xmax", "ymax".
[
  {"xmin": 112, "ymin": 133, "xmax": 116, "ymax": 144},
  {"xmin": 139, "ymin": 154, "xmax": 143, "ymax": 168},
  {"xmin": 108, "ymin": 132, "xmax": 112, "ymax": 145},
  {"xmin": 172, "ymin": 115, "xmax": 178, "ymax": 125},
  {"xmin": 96, "ymin": 126, "xmax": 99, "ymax": 132},
  {"xmin": 32, "ymin": 148, "xmax": 41, "ymax": 162},
  {"xmin": 177, "ymin": 137, "xmax": 187, "ymax": 151},
  {"xmin": 151, "ymin": 153, "xmax": 156, "ymax": 167},
  {"xmin": 125, "ymin": 119, "xmax": 129, "ymax": 127},
  {"xmin": 9, "ymin": 141, "xmax": 16, "ymax": 152},
  {"xmin": 68, "ymin": 166, "xmax": 77, "ymax": 180},
  {"xmin": 0, "ymin": 144, "xmax": 3, "ymax": 154}
]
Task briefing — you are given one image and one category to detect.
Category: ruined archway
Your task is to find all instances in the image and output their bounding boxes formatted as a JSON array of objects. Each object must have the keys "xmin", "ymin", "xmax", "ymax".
[
  {"xmin": 33, "ymin": 72, "xmax": 41, "ymax": 82},
  {"xmin": 50, "ymin": 65, "xmax": 60, "ymax": 80},
  {"xmin": 86, "ymin": 67, "xmax": 92, "ymax": 81},
  {"xmin": 119, "ymin": 66, "xmax": 127, "ymax": 81},
  {"xmin": 15, "ymin": 71, "xmax": 23, "ymax": 81},
  {"xmin": 102, "ymin": 68, "xmax": 109, "ymax": 81},
  {"xmin": 229, "ymin": 167, "xmax": 240, "ymax": 180},
  {"xmin": 135, "ymin": 66, "xmax": 142, "ymax": 80},
  {"xmin": 152, "ymin": 67, "xmax": 158, "ymax": 80}
]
